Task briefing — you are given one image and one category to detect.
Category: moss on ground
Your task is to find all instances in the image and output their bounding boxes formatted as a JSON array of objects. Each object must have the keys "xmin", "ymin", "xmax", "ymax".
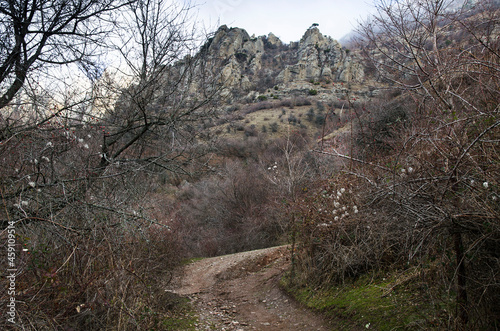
[
  {"xmin": 181, "ymin": 256, "xmax": 206, "ymax": 265},
  {"xmin": 282, "ymin": 268, "xmax": 454, "ymax": 330},
  {"xmin": 161, "ymin": 297, "xmax": 199, "ymax": 330}
]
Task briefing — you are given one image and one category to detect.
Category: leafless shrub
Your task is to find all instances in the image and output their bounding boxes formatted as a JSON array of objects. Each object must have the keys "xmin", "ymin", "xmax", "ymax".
[
  {"xmin": 353, "ymin": 94, "xmax": 412, "ymax": 159},
  {"xmin": 278, "ymin": 99, "xmax": 294, "ymax": 108},
  {"xmin": 0, "ymin": 210, "xmax": 183, "ymax": 330},
  {"xmin": 244, "ymin": 125, "xmax": 258, "ymax": 137},
  {"xmin": 294, "ymin": 97, "xmax": 312, "ymax": 107},
  {"xmin": 291, "ymin": 0, "xmax": 500, "ymax": 327},
  {"xmin": 243, "ymin": 101, "xmax": 274, "ymax": 114},
  {"xmin": 0, "ymin": 0, "xmax": 222, "ymax": 329},
  {"xmin": 174, "ymin": 160, "xmax": 280, "ymax": 257}
]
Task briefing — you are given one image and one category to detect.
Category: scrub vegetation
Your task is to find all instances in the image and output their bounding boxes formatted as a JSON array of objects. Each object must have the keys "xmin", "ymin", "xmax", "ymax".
[{"xmin": 0, "ymin": 0, "xmax": 498, "ymax": 329}]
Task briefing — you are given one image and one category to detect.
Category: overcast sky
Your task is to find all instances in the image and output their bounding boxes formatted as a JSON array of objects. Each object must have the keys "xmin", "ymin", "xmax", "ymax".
[{"xmin": 193, "ymin": 0, "xmax": 377, "ymax": 43}]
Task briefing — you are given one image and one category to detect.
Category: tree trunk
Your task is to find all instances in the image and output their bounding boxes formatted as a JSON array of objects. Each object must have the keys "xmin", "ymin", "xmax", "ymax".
[{"xmin": 453, "ymin": 219, "xmax": 468, "ymax": 329}]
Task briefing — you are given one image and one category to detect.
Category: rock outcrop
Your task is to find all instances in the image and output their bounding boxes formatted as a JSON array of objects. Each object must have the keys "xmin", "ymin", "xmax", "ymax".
[
  {"xmin": 202, "ymin": 25, "xmax": 366, "ymax": 96},
  {"xmin": 277, "ymin": 27, "xmax": 364, "ymax": 83}
]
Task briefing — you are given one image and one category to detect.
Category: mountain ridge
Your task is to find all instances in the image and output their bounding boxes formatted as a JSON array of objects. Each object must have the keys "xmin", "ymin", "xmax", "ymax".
[{"xmin": 203, "ymin": 25, "xmax": 368, "ymax": 102}]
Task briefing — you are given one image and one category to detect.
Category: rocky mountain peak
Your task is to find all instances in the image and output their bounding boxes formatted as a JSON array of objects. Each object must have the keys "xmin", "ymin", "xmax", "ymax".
[
  {"xmin": 201, "ymin": 25, "xmax": 366, "ymax": 100},
  {"xmin": 209, "ymin": 25, "xmax": 255, "ymax": 57},
  {"xmin": 267, "ymin": 32, "xmax": 282, "ymax": 47},
  {"xmin": 299, "ymin": 27, "xmax": 331, "ymax": 47},
  {"xmin": 208, "ymin": 26, "xmax": 285, "ymax": 59}
]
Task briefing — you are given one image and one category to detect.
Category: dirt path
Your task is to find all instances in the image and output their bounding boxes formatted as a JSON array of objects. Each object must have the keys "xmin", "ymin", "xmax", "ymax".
[{"xmin": 169, "ymin": 245, "xmax": 331, "ymax": 330}]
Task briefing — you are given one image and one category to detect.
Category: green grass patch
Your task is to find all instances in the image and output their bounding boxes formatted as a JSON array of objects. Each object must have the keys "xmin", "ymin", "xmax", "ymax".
[
  {"xmin": 162, "ymin": 314, "xmax": 198, "ymax": 331},
  {"xmin": 181, "ymin": 256, "xmax": 205, "ymax": 265},
  {"xmin": 161, "ymin": 297, "xmax": 199, "ymax": 330},
  {"xmin": 282, "ymin": 268, "xmax": 453, "ymax": 330}
]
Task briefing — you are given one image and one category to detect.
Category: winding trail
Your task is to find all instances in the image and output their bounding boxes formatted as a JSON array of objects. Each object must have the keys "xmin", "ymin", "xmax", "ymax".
[{"xmin": 169, "ymin": 245, "xmax": 331, "ymax": 330}]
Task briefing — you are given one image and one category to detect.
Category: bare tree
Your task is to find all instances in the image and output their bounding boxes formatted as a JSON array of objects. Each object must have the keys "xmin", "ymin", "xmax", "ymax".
[
  {"xmin": 0, "ymin": 0, "xmax": 129, "ymax": 110},
  {"xmin": 288, "ymin": 0, "xmax": 500, "ymax": 328},
  {"xmin": 0, "ymin": 0, "xmax": 222, "ymax": 328},
  {"xmin": 0, "ymin": 0, "xmax": 222, "ymax": 230},
  {"xmin": 97, "ymin": 0, "xmax": 222, "ymax": 179},
  {"xmin": 351, "ymin": 0, "xmax": 500, "ymax": 327}
]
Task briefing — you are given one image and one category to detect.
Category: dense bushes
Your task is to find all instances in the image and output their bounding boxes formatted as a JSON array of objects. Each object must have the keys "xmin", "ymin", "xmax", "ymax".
[
  {"xmin": 174, "ymin": 133, "xmax": 319, "ymax": 257},
  {"xmin": 0, "ymin": 159, "xmax": 185, "ymax": 329},
  {"xmin": 287, "ymin": 1, "xmax": 500, "ymax": 328},
  {"xmin": 302, "ymin": 124, "xmax": 498, "ymax": 323},
  {"xmin": 352, "ymin": 94, "xmax": 411, "ymax": 159},
  {"xmin": 241, "ymin": 97, "xmax": 314, "ymax": 115},
  {"xmin": 290, "ymin": 96, "xmax": 500, "ymax": 324},
  {"xmin": 0, "ymin": 129, "xmax": 186, "ymax": 329},
  {"xmin": 174, "ymin": 161, "xmax": 280, "ymax": 256}
]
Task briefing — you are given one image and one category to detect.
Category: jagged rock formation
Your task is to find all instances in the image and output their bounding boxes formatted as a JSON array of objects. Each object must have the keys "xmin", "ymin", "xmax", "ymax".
[
  {"xmin": 202, "ymin": 25, "xmax": 365, "ymax": 97},
  {"xmin": 277, "ymin": 27, "xmax": 364, "ymax": 84}
]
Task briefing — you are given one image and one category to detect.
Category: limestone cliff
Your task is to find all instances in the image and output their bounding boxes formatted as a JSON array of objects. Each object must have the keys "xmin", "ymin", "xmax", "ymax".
[{"xmin": 202, "ymin": 25, "xmax": 365, "ymax": 96}]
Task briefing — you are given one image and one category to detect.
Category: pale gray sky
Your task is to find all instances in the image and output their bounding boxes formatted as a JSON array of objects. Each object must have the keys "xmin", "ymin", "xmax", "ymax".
[{"xmin": 194, "ymin": 0, "xmax": 376, "ymax": 43}]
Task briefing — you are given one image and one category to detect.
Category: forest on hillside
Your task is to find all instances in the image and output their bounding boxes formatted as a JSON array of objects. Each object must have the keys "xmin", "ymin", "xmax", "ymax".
[{"xmin": 0, "ymin": 0, "xmax": 498, "ymax": 329}]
